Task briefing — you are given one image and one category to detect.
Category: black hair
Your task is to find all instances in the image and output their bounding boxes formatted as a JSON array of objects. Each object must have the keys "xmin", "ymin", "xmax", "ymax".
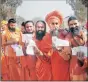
[
  {"xmin": 68, "ymin": 16, "xmax": 77, "ymax": 24},
  {"xmin": 8, "ymin": 18, "xmax": 16, "ymax": 24},
  {"xmin": 21, "ymin": 22, "xmax": 25, "ymax": 26},
  {"xmin": 24, "ymin": 20, "xmax": 34, "ymax": 27},
  {"xmin": 23, "ymin": 20, "xmax": 34, "ymax": 33}
]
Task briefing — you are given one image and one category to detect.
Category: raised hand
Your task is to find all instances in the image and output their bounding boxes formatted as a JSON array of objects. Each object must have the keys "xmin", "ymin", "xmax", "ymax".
[
  {"xmin": 58, "ymin": 46, "xmax": 72, "ymax": 60},
  {"xmin": 33, "ymin": 46, "xmax": 43, "ymax": 56},
  {"xmin": 76, "ymin": 51, "xmax": 85, "ymax": 67},
  {"xmin": 77, "ymin": 51, "xmax": 84, "ymax": 61}
]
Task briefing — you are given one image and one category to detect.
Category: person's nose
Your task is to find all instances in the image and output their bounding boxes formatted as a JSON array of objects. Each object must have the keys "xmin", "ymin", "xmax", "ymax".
[
  {"xmin": 53, "ymin": 24, "xmax": 57, "ymax": 28},
  {"xmin": 29, "ymin": 26, "xmax": 32, "ymax": 30},
  {"xmin": 72, "ymin": 24, "xmax": 77, "ymax": 28}
]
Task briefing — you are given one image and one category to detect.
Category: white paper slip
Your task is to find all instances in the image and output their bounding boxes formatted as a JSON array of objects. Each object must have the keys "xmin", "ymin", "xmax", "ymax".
[
  {"xmin": 52, "ymin": 36, "xmax": 69, "ymax": 47},
  {"xmin": 26, "ymin": 46, "xmax": 34, "ymax": 55},
  {"xmin": 26, "ymin": 39, "xmax": 36, "ymax": 55},
  {"xmin": 11, "ymin": 44, "xmax": 24, "ymax": 56},
  {"xmin": 22, "ymin": 34, "xmax": 33, "ymax": 43},
  {"xmin": 72, "ymin": 46, "xmax": 87, "ymax": 57}
]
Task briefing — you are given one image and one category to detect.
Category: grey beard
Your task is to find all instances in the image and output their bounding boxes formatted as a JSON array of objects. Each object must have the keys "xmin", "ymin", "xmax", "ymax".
[
  {"xmin": 69, "ymin": 27, "xmax": 80, "ymax": 36},
  {"xmin": 50, "ymin": 29, "xmax": 59, "ymax": 37}
]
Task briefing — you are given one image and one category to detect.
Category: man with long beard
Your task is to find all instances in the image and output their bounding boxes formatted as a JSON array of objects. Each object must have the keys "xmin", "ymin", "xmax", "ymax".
[
  {"xmin": 1, "ymin": 18, "xmax": 23, "ymax": 80},
  {"xmin": 34, "ymin": 20, "xmax": 52, "ymax": 80},
  {"xmin": 44, "ymin": 10, "xmax": 72, "ymax": 81},
  {"xmin": 65, "ymin": 16, "xmax": 87, "ymax": 80}
]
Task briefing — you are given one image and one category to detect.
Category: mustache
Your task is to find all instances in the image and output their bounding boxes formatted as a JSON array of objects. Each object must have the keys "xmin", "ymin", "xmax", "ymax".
[
  {"xmin": 37, "ymin": 30, "xmax": 45, "ymax": 34},
  {"xmin": 69, "ymin": 27, "xmax": 80, "ymax": 35}
]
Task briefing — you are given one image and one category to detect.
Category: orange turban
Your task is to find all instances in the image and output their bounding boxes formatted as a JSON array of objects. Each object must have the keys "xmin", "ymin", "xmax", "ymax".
[{"xmin": 45, "ymin": 10, "xmax": 63, "ymax": 25}]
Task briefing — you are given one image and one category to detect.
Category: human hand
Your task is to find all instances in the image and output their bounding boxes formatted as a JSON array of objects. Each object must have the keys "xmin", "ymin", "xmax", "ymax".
[
  {"xmin": 77, "ymin": 51, "xmax": 84, "ymax": 61},
  {"xmin": 58, "ymin": 46, "xmax": 71, "ymax": 60},
  {"xmin": 33, "ymin": 46, "xmax": 43, "ymax": 56}
]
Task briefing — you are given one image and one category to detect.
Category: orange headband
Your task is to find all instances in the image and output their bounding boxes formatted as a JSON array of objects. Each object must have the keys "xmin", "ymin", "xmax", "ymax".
[{"xmin": 45, "ymin": 10, "xmax": 63, "ymax": 25}]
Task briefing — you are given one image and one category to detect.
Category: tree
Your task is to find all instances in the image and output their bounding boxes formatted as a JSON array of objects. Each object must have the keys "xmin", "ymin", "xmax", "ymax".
[
  {"xmin": 66, "ymin": 0, "xmax": 87, "ymax": 25},
  {"xmin": 16, "ymin": 16, "xmax": 25, "ymax": 27},
  {"xmin": 80, "ymin": 0, "xmax": 88, "ymax": 7},
  {"xmin": 0, "ymin": 0, "xmax": 23, "ymax": 21}
]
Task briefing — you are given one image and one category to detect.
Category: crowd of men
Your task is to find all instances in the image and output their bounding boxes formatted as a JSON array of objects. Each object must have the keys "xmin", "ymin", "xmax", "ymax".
[{"xmin": 1, "ymin": 10, "xmax": 88, "ymax": 81}]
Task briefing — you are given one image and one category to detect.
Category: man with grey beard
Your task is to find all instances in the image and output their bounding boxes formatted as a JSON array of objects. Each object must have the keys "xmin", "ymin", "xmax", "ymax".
[
  {"xmin": 44, "ymin": 10, "xmax": 72, "ymax": 80},
  {"xmin": 65, "ymin": 16, "xmax": 87, "ymax": 81}
]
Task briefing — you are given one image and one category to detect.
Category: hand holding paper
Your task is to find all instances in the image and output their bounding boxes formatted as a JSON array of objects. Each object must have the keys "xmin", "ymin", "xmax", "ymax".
[
  {"xmin": 72, "ymin": 46, "xmax": 87, "ymax": 57},
  {"xmin": 26, "ymin": 39, "xmax": 37, "ymax": 55},
  {"xmin": 11, "ymin": 44, "xmax": 24, "ymax": 56},
  {"xmin": 52, "ymin": 36, "xmax": 69, "ymax": 50}
]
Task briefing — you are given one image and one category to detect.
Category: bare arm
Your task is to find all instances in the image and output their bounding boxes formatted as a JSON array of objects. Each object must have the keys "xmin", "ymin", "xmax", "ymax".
[
  {"xmin": 2, "ymin": 33, "xmax": 18, "ymax": 47},
  {"xmin": 5, "ymin": 39, "xmax": 19, "ymax": 46},
  {"xmin": 22, "ymin": 43, "xmax": 28, "ymax": 56}
]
